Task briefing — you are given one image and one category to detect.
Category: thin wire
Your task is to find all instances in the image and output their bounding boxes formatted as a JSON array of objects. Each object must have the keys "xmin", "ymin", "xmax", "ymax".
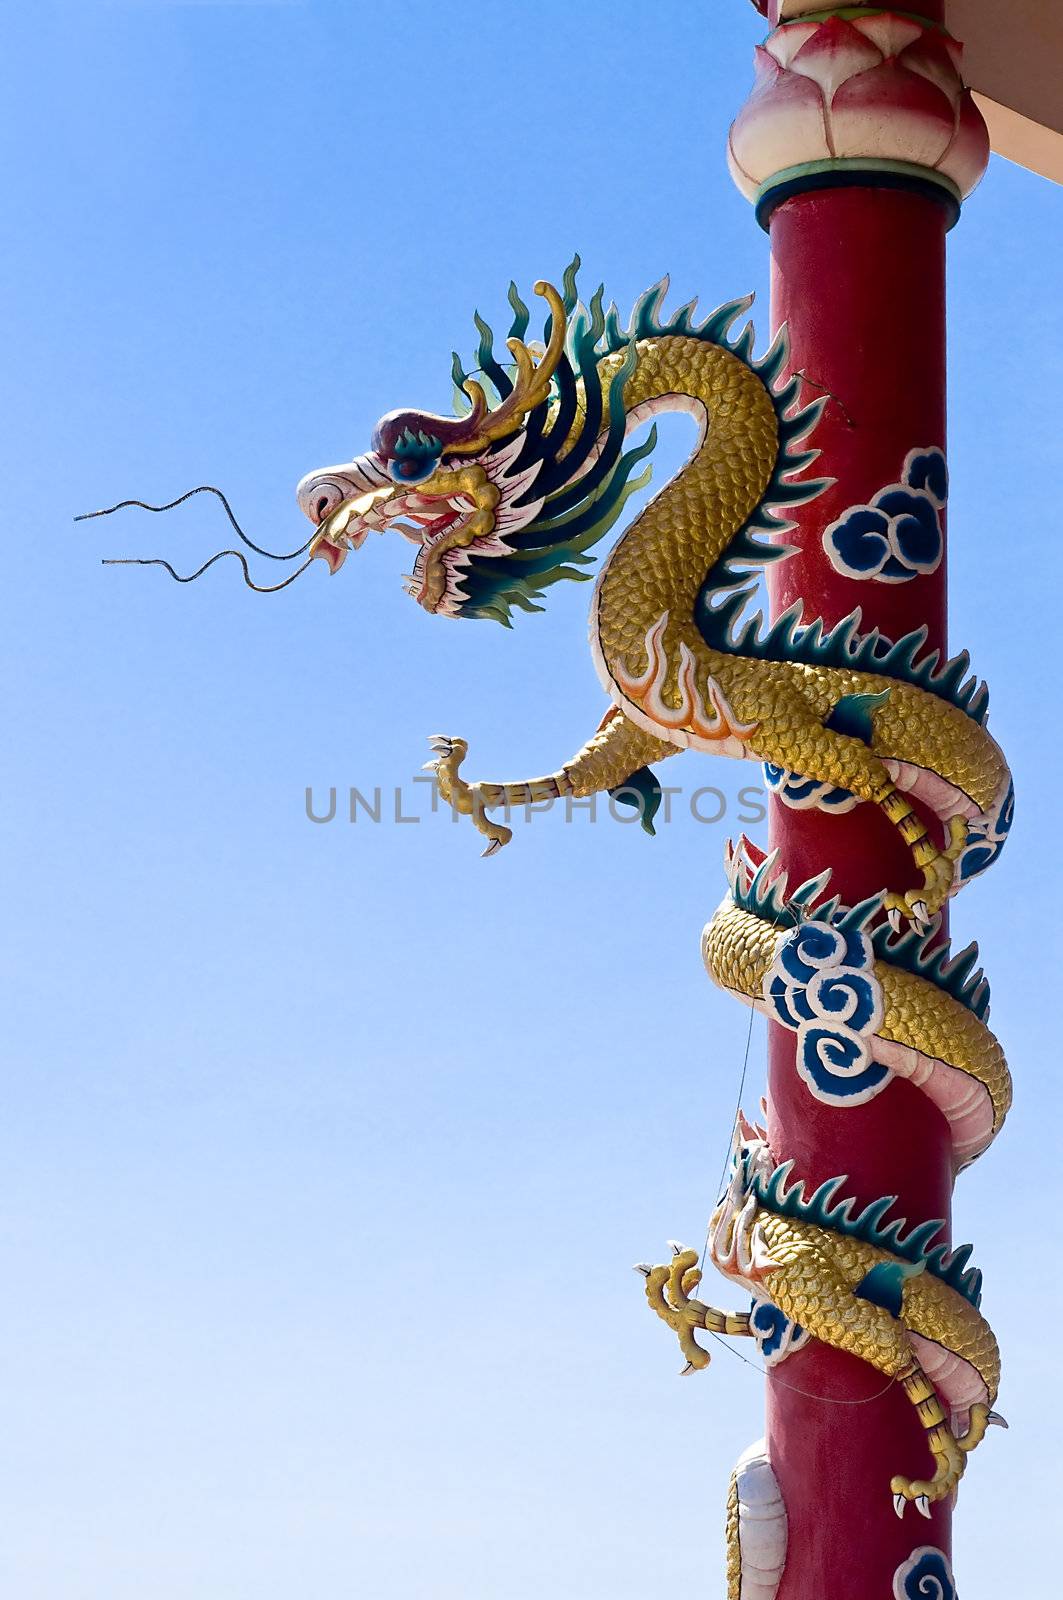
[
  {"xmin": 690, "ymin": 1003, "xmax": 897, "ymax": 1408},
  {"xmin": 700, "ymin": 1004, "xmax": 757, "ymax": 1280},
  {"xmin": 704, "ymin": 1329, "xmax": 898, "ymax": 1406},
  {"xmin": 75, "ymin": 485, "xmax": 314, "ymax": 561},
  {"xmin": 101, "ymin": 551, "xmax": 314, "ymax": 593}
]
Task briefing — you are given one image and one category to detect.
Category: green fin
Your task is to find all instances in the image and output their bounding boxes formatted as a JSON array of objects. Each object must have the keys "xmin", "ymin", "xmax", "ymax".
[
  {"xmin": 854, "ymin": 1257, "xmax": 926, "ymax": 1318},
  {"xmin": 608, "ymin": 765, "xmax": 662, "ymax": 836},
  {"xmin": 825, "ymin": 688, "xmax": 891, "ymax": 745}
]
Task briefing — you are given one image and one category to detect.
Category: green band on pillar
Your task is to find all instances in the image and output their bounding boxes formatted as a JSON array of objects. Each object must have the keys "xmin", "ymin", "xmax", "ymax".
[
  {"xmin": 754, "ymin": 159, "xmax": 963, "ymax": 232},
  {"xmin": 776, "ymin": 8, "xmax": 946, "ymax": 30}
]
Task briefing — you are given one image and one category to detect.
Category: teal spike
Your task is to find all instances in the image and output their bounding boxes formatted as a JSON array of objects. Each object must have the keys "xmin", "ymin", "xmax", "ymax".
[
  {"xmin": 785, "ymin": 448, "xmax": 822, "ymax": 475},
  {"xmin": 800, "ymin": 617, "xmax": 825, "ymax": 652},
  {"xmin": 473, "ymin": 310, "xmax": 496, "ymax": 371},
  {"xmin": 760, "ymin": 1160, "xmax": 796, "ymax": 1209},
  {"xmin": 935, "ymin": 648, "xmax": 971, "ymax": 696},
  {"xmin": 629, "ymin": 275, "xmax": 671, "ymax": 339},
  {"xmin": 770, "ymin": 475, "xmax": 832, "ymax": 506},
  {"xmin": 805, "ymin": 1174, "xmax": 848, "ymax": 1220},
  {"xmin": 705, "ymin": 294, "xmax": 756, "ymax": 343},
  {"xmin": 943, "ymin": 1242, "xmax": 974, "ymax": 1280},
  {"xmin": 482, "ymin": 605, "xmax": 514, "ymax": 627},
  {"xmin": 750, "ymin": 851, "xmax": 784, "ymax": 909},
  {"xmin": 768, "ymin": 879, "xmax": 792, "ymax": 921},
  {"xmin": 567, "ymin": 301, "xmax": 591, "ymax": 354},
  {"xmin": 588, "ymin": 283, "xmax": 606, "ymax": 341},
  {"xmin": 968, "ymin": 684, "xmax": 989, "ymax": 722},
  {"xmin": 899, "ymin": 1218, "xmax": 946, "ymax": 1257},
  {"xmin": 790, "ymin": 396, "xmax": 828, "ymax": 436},
  {"xmin": 943, "ymin": 942, "xmax": 981, "ymax": 993},
  {"xmin": 561, "ymin": 254, "xmax": 581, "ymax": 312},
  {"xmin": 827, "ymin": 1194, "xmax": 857, "ymax": 1229},
  {"xmin": 602, "ymin": 300, "xmax": 625, "ymax": 348},
  {"xmin": 670, "ymin": 297, "xmax": 699, "ymax": 333},
  {"xmin": 736, "ymin": 612, "xmax": 765, "ymax": 650},
  {"xmin": 817, "ymin": 895, "xmax": 842, "ymax": 922},
  {"xmin": 775, "ymin": 378, "xmax": 803, "ymax": 414},
  {"xmin": 451, "ymin": 351, "xmax": 474, "ymax": 415},
  {"xmin": 789, "ymin": 868, "xmax": 833, "ymax": 910},
  {"xmin": 774, "ymin": 600, "xmax": 805, "ymax": 643},
  {"xmin": 731, "ymin": 322, "xmax": 757, "ymax": 363},
  {"xmin": 836, "ymin": 893, "xmax": 884, "ymax": 932},
  {"xmin": 506, "ymin": 280, "xmax": 530, "ymax": 340},
  {"xmin": 895, "ymin": 626, "xmax": 930, "ymax": 670},
  {"xmin": 757, "ymin": 327, "xmax": 789, "ymax": 385},
  {"xmin": 878, "ymin": 1217, "xmax": 909, "ymax": 1254},
  {"xmin": 854, "ymin": 1195, "xmax": 900, "ymax": 1239}
]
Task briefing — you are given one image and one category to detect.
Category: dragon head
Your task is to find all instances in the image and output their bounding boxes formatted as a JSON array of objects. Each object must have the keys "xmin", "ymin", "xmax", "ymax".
[{"xmin": 294, "ymin": 262, "xmax": 656, "ymax": 624}]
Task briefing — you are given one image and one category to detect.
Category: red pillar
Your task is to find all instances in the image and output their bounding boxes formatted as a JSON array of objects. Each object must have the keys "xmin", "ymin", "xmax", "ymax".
[{"xmin": 729, "ymin": 5, "xmax": 989, "ymax": 1596}]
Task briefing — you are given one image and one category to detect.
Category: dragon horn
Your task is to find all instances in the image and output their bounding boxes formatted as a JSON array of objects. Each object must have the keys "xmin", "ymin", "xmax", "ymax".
[{"xmin": 447, "ymin": 281, "xmax": 568, "ymax": 455}]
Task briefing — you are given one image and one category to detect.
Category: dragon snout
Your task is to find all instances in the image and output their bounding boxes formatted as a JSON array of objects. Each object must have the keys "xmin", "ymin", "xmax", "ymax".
[
  {"xmin": 296, "ymin": 453, "xmax": 392, "ymax": 525},
  {"xmin": 296, "ymin": 472, "xmax": 351, "ymax": 526}
]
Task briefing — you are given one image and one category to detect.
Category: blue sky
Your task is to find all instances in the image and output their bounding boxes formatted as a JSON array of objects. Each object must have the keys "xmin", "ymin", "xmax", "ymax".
[{"xmin": 4, "ymin": 2, "xmax": 1062, "ymax": 1595}]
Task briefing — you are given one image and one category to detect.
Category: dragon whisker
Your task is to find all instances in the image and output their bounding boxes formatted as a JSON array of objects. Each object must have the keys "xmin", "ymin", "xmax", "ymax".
[
  {"xmin": 101, "ymin": 551, "xmax": 314, "ymax": 592},
  {"xmin": 75, "ymin": 484, "xmax": 314, "ymax": 561}
]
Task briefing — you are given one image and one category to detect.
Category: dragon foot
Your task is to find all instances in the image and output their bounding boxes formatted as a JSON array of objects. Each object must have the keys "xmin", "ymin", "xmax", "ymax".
[
  {"xmin": 884, "ymin": 815, "xmax": 968, "ymax": 931},
  {"xmin": 890, "ymin": 1400, "xmax": 998, "ymax": 1516},
  {"xmin": 638, "ymin": 1242, "xmax": 755, "ymax": 1373},
  {"xmin": 638, "ymin": 1245, "xmax": 712, "ymax": 1373},
  {"xmin": 423, "ymin": 735, "xmax": 513, "ymax": 856},
  {"xmin": 889, "ymin": 1428, "xmax": 966, "ymax": 1517}
]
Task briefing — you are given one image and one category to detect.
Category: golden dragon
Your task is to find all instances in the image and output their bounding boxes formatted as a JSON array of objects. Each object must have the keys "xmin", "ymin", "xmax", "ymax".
[
  {"xmin": 105, "ymin": 263, "xmax": 1013, "ymax": 1597},
  {"xmin": 292, "ymin": 265, "xmax": 1014, "ymax": 1588}
]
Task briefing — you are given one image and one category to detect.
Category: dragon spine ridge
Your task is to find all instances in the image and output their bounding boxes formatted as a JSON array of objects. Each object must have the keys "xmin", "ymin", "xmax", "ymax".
[
  {"xmin": 730, "ymin": 846, "xmax": 991, "ymax": 1021},
  {"xmin": 748, "ymin": 1159, "xmax": 983, "ymax": 1308}
]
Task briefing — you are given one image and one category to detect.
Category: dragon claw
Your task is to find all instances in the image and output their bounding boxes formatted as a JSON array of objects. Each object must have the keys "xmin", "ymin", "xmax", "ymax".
[
  {"xmin": 883, "ymin": 814, "xmax": 971, "ymax": 929},
  {"xmin": 987, "ymin": 1410, "xmax": 1009, "ymax": 1429},
  {"xmin": 426, "ymin": 733, "xmax": 513, "ymax": 855},
  {"xmin": 633, "ymin": 1263, "xmax": 652, "ymax": 1277},
  {"xmin": 916, "ymin": 1495, "xmax": 932, "ymax": 1520},
  {"xmin": 893, "ymin": 1493, "xmax": 907, "ymax": 1519}
]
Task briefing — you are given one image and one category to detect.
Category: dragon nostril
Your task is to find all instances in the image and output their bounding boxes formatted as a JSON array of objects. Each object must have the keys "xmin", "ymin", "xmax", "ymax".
[{"xmin": 316, "ymin": 495, "xmax": 330, "ymax": 520}]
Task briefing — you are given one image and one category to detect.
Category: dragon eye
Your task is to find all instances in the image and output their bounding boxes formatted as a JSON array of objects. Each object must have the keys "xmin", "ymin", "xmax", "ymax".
[{"xmin": 387, "ymin": 454, "xmax": 440, "ymax": 485}]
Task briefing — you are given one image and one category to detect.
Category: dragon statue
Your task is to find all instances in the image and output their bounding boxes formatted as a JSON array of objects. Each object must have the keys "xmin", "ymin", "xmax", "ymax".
[
  {"xmin": 106, "ymin": 262, "xmax": 1011, "ymax": 1596},
  {"xmin": 291, "ymin": 265, "xmax": 1011, "ymax": 1593}
]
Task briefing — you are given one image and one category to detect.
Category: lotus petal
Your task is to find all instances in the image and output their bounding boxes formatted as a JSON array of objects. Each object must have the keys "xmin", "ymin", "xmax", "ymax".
[
  {"xmin": 789, "ymin": 17, "xmax": 882, "ymax": 104},
  {"xmin": 938, "ymin": 91, "xmax": 991, "ymax": 197},
  {"xmin": 830, "ymin": 60, "xmax": 956, "ymax": 169}
]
